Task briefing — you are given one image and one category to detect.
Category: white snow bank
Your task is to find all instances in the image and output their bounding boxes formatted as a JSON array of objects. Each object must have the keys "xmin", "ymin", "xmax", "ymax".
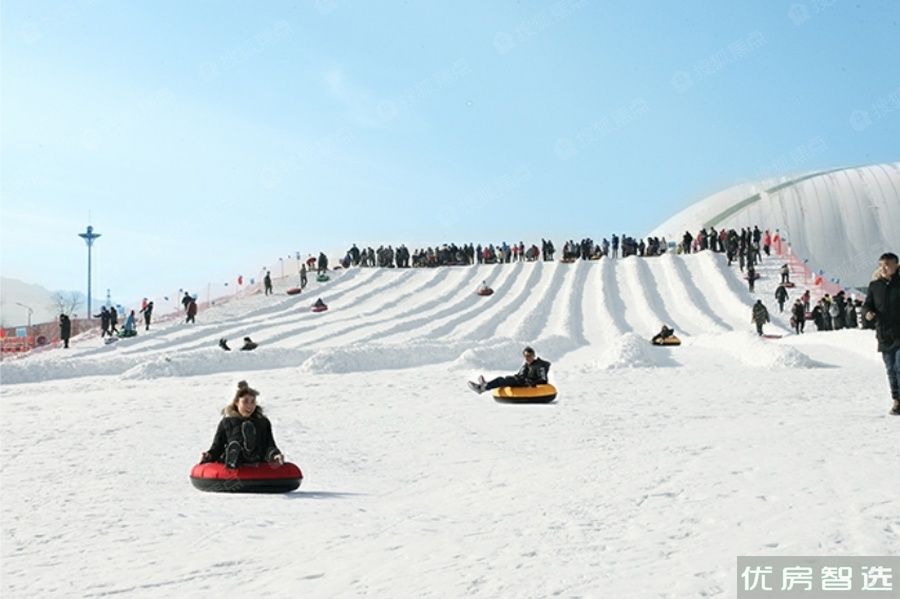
[
  {"xmin": 689, "ymin": 332, "xmax": 827, "ymax": 369},
  {"xmin": 121, "ymin": 347, "xmax": 315, "ymax": 380},
  {"xmin": 590, "ymin": 332, "xmax": 680, "ymax": 370}
]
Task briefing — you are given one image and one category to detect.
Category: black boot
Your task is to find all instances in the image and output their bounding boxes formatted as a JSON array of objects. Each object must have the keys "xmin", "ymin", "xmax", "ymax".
[
  {"xmin": 224, "ymin": 441, "xmax": 241, "ymax": 469},
  {"xmin": 891, "ymin": 399, "xmax": 900, "ymax": 416}
]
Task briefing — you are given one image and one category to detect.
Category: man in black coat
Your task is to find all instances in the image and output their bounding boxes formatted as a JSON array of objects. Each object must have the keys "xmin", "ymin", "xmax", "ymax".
[
  {"xmin": 94, "ymin": 306, "xmax": 111, "ymax": 337},
  {"xmin": 862, "ymin": 252, "xmax": 900, "ymax": 415},
  {"xmin": 467, "ymin": 346, "xmax": 550, "ymax": 394},
  {"xmin": 59, "ymin": 314, "xmax": 71, "ymax": 348},
  {"xmin": 775, "ymin": 284, "xmax": 789, "ymax": 312}
]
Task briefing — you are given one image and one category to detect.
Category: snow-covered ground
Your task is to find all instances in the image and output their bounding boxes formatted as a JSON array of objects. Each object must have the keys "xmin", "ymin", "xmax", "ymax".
[{"xmin": 2, "ymin": 252, "xmax": 897, "ymax": 598}]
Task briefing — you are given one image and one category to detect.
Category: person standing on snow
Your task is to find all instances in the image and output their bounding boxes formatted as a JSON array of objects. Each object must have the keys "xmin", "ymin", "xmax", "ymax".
[
  {"xmin": 791, "ymin": 300, "xmax": 805, "ymax": 334},
  {"xmin": 109, "ymin": 306, "xmax": 119, "ymax": 335},
  {"xmin": 467, "ymin": 346, "xmax": 550, "ymax": 394},
  {"xmin": 862, "ymin": 252, "xmax": 900, "ymax": 415},
  {"xmin": 317, "ymin": 252, "xmax": 328, "ymax": 275},
  {"xmin": 775, "ymin": 284, "xmax": 789, "ymax": 312},
  {"xmin": 59, "ymin": 314, "xmax": 71, "ymax": 348},
  {"xmin": 264, "ymin": 271, "xmax": 273, "ymax": 296},
  {"xmin": 751, "ymin": 300, "xmax": 770, "ymax": 336},
  {"xmin": 186, "ymin": 297, "xmax": 197, "ymax": 323},
  {"xmin": 300, "ymin": 263, "xmax": 308, "ymax": 289},
  {"xmin": 94, "ymin": 306, "xmax": 111, "ymax": 337},
  {"xmin": 140, "ymin": 301, "xmax": 154, "ymax": 331}
]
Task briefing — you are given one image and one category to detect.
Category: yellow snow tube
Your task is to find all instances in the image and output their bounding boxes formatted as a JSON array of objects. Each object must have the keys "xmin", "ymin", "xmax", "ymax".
[
  {"xmin": 652, "ymin": 335, "xmax": 681, "ymax": 346},
  {"xmin": 492, "ymin": 384, "xmax": 557, "ymax": 404}
]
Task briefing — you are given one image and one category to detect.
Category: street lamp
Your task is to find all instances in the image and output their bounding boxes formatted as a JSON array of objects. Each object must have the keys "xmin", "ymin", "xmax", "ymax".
[
  {"xmin": 15, "ymin": 302, "xmax": 33, "ymax": 328},
  {"xmin": 78, "ymin": 225, "xmax": 101, "ymax": 319}
]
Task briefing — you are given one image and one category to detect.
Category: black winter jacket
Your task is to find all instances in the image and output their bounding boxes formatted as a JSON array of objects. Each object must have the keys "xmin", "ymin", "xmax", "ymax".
[
  {"xmin": 59, "ymin": 316, "xmax": 71, "ymax": 339},
  {"xmin": 514, "ymin": 358, "xmax": 551, "ymax": 386},
  {"xmin": 206, "ymin": 405, "xmax": 282, "ymax": 464},
  {"xmin": 863, "ymin": 271, "xmax": 900, "ymax": 352}
]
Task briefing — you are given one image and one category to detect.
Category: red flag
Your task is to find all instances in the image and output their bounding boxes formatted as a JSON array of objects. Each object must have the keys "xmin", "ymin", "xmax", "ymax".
[{"xmin": 237, "ymin": 275, "xmax": 243, "ymax": 285}]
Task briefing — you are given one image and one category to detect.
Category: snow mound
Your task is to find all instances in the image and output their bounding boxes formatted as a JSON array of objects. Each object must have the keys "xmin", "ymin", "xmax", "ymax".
[
  {"xmin": 690, "ymin": 332, "xmax": 826, "ymax": 369},
  {"xmin": 592, "ymin": 333, "xmax": 679, "ymax": 370},
  {"xmin": 120, "ymin": 347, "xmax": 314, "ymax": 380}
]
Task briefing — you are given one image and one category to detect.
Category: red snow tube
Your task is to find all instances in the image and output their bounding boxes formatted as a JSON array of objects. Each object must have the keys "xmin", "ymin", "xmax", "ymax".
[
  {"xmin": 190, "ymin": 462, "xmax": 303, "ymax": 493},
  {"xmin": 311, "ymin": 304, "xmax": 328, "ymax": 313},
  {"xmin": 286, "ymin": 287, "xmax": 302, "ymax": 295},
  {"xmin": 477, "ymin": 288, "xmax": 494, "ymax": 296}
]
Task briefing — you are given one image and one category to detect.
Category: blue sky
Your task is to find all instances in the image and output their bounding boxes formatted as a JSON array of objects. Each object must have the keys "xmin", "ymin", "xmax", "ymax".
[{"xmin": 1, "ymin": 0, "xmax": 898, "ymax": 305}]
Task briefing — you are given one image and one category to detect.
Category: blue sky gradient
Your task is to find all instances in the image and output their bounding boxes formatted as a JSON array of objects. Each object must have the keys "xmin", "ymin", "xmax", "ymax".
[{"xmin": 1, "ymin": 0, "xmax": 898, "ymax": 304}]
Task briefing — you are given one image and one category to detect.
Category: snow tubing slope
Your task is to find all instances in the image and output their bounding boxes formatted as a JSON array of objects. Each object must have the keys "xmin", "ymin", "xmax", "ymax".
[
  {"xmin": 190, "ymin": 462, "xmax": 303, "ymax": 493},
  {"xmin": 492, "ymin": 384, "xmax": 558, "ymax": 404}
]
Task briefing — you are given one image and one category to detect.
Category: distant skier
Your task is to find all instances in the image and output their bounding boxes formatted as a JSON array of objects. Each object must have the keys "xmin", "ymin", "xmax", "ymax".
[
  {"xmin": 751, "ymin": 300, "xmax": 769, "ymax": 336},
  {"xmin": 467, "ymin": 346, "xmax": 550, "ymax": 394},
  {"xmin": 264, "ymin": 271, "xmax": 273, "ymax": 296},
  {"xmin": 775, "ymin": 284, "xmax": 789, "ymax": 312},
  {"xmin": 140, "ymin": 301, "xmax": 154, "ymax": 331},
  {"xmin": 59, "ymin": 314, "xmax": 71, "ymax": 349},
  {"xmin": 862, "ymin": 251, "xmax": 900, "ymax": 415}
]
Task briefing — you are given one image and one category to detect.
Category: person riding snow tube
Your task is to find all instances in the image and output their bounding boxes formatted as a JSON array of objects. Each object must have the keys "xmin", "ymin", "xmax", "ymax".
[
  {"xmin": 467, "ymin": 346, "xmax": 553, "ymax": 402},
  {"xmin": 311, "ymin": 298, "xmax": 328, "ymax": 312},
  {"xmin": 193, "ymin": 381, "xmax": 300, "ymax": 493},
  {"xmin": 651, "ymin": 325, "xmax": 681, "ymax": 346},
  {"xmin": 476, "ymin": 281, "xmax": 494, "ymax": 296}
]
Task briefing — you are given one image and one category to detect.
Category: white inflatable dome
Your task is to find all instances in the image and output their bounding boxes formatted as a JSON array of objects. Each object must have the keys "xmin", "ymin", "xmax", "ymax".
[{"xmin": 650, "ymin": 162, "xmax": 900, "ymax": 288}]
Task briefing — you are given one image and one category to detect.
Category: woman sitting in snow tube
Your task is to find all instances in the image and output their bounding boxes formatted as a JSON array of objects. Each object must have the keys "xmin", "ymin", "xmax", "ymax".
[
  {"xmin": 311, "ymin": 298, "xmax": 328, "ymax": 312},
  {"xmin": 192, "ymin": 380, "xmax": 301, "ymax": 493},
  {"xmin": 476, "ymin": 280, "xmax": 494, "ymax": 296}
]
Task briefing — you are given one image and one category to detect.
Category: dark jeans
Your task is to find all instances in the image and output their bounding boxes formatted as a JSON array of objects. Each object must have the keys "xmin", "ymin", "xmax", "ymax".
[
  {"xmin": 755, "ymin": 321, "xmax": 764, "ymax": 335},
  {"xmin": 883, "ymin": 347, "xmax": 900, "ymax": 399},
  {"xmin": 485, "ymin": 376, "xmax": 527, "ymax": 391}
]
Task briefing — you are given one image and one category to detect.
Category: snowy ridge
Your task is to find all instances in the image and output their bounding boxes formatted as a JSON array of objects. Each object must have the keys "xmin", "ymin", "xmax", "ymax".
[{"xmin": 1, "ymin": 252, "xmax": 843, "ymax": 385}]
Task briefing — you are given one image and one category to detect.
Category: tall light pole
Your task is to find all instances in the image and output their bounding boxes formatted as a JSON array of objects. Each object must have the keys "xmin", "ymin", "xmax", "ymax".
[
  {"xmin": 15, "ymin": 302, "xmax": 33, "ymax": 328},
  {"xmin": 78, "ymin": 225, "xmax": 101, "ymax": 319}
]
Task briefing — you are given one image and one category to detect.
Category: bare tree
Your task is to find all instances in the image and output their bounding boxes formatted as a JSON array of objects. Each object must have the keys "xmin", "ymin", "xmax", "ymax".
[{"xmin": 49, "ymin": 291, "xmax": 84, "ymax": 318}]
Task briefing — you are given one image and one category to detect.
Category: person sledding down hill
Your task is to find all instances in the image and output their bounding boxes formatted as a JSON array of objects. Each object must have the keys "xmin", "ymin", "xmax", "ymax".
[
  {"xmin": 651, "ymin": 325, "xmax": 677, "ymax": 345},
  {"xmin": 200, "ymin": 381, "xmax": 284, "ymax": 469},
  {"xmin": 467, "ymin": 346, "xmax": 550, "ymax": 394}
]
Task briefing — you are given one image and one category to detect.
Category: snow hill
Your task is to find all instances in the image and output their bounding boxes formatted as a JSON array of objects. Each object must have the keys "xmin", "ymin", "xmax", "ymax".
[
  {"xmin": 650, "ymin": 161, "xmax": 900, "ymax": 288},
  {"xmin": 2, "ymin": 252, "xmax": 897, "ymax": 598}
]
